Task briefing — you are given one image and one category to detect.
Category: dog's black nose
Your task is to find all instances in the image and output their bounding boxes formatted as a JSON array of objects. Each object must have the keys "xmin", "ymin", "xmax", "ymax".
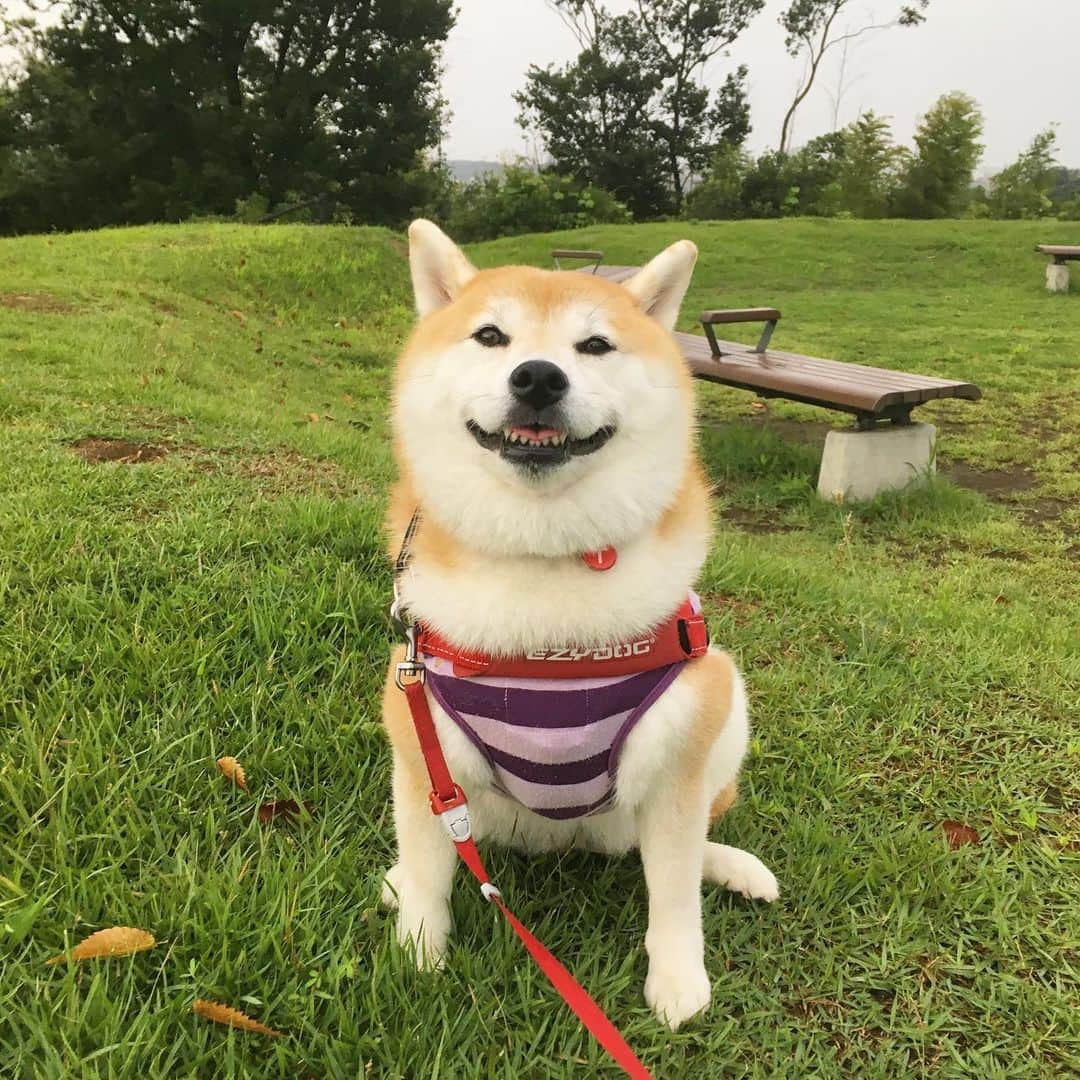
[{"xmin": 508, "ymin": 360, "xmax": 569, "ymax": 410}]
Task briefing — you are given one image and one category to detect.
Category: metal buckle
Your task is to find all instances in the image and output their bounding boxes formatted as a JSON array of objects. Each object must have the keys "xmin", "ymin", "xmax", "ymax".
[{"xmin": 394, "ymin": 624, "xmax": 426, "ymax": 689}]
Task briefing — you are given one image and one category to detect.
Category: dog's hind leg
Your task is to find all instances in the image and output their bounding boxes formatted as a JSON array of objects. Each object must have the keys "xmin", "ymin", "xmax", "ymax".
[
  {"xmin": 702, "ymin": 842, "xmax": 779, "ymax": 901},
  {"xmin": 699, "ymin": 656, "xmax": 779, "ymax": 902}
]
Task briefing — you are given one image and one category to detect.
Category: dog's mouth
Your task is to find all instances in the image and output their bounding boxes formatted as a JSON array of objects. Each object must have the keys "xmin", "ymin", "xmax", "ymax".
[{"xmin": 466, "ymin": 420, "xmax": 616, "ymax": 468}]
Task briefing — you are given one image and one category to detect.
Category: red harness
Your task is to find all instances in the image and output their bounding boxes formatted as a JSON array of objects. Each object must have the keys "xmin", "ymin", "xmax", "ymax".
[
  {"xmin": 394, "ymin": 523, "xmax": 704, "ymax": 1079},
  {"xmin": 416, "ymin": 595, "xmax": 708, "ymax": 678}
]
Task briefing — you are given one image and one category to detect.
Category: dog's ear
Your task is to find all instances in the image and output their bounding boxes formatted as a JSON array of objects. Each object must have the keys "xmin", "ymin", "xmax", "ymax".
[
  {"xmin": 408, "ymin": 219, "xmax": 477, "ymax": 316},
  {"xmin": 623, "ymin": 240, "xmax": 698, "ymax": 331}
]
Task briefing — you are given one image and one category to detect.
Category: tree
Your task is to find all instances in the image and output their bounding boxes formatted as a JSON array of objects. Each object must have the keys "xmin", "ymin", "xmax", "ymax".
[
  {"xmin": 893, "ymin": 92, "xmax": 984, "ymax": 219},
  {"xmin": 514, "ymin": 4, "xmax": 668, "ymax": 218},
  {"xmin": 517, "ymin": 0, "xmax": 763, "ymax": 218},
  {"xmin": 836, "ymin": 110, "xmax": 904, "ymax": 217},
  {"xmin": 0, "ymin": 0, "xmax": 454, "ymax": 233},
  {"xmin": 778, "ymin": 0, "xmax": 929, "ymax": 154},
  {"xmin": 986, "ymin": 129, "xmax": 1059, "ymax": 220}
]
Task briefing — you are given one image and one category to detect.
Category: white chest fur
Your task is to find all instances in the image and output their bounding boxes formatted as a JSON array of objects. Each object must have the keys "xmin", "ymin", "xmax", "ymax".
[{"xmin": 399, "ymin": 524, "xmax": 708, "ymax": 657}]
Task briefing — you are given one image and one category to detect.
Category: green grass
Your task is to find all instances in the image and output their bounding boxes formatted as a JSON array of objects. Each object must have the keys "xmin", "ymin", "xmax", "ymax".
[{"xmin": 1, "ymin": 221, "xmax": 1077, "ymax": 1078}]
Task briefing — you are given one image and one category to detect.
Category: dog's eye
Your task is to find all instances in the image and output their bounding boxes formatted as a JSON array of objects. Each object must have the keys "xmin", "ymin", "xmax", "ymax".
[
  {"xmin": 472, "ymin": 324, "xmax": 509, "ymax": 348},
  {"xmin": 576, "ymin": 335, "xmax": 614, "ymax": 356}
]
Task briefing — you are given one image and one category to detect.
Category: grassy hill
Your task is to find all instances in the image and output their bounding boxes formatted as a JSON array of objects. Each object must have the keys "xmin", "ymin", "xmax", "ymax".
[{"xmin": 1, "ymin": 222, "xmax": 1076, "ymax": 1077}]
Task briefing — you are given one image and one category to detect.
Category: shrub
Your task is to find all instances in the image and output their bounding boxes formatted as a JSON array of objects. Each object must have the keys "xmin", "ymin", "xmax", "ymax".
[
  {"xmin": 1058, "ymin": 195, "xmax": 1080, "ymax": 221},
  {"xmin": 444, "ymin": 164, "xmax": 631, "ymax": 242},
  {"xmin": 684, "ymin": 146, "xmax": 751, "ymax": 219}
]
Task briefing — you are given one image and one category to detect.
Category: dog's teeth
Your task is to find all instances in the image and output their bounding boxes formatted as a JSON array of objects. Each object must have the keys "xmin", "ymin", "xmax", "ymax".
[{"xmin": 503, "ymin": 427, "xmax": 512, "ymax": 439}]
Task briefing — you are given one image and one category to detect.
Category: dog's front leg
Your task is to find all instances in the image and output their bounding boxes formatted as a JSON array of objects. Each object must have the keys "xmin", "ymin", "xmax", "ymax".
[
  {"xmin": 381, "ymin": 750, "xmax": 456, "ymax": 969},
  {"xmin": 637, "ymin": 781, "xmax": 710, "ymax": 1030}
]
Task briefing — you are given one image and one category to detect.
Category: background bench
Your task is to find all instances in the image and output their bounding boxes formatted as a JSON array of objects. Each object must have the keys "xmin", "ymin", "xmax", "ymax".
[
  {"xmin": 553, "ymin": 248, "xmax": 982, "ymax": 501},
  {"xmin": 1035, "ymin": 244, "xmax": 1080, "ymax": 293}
]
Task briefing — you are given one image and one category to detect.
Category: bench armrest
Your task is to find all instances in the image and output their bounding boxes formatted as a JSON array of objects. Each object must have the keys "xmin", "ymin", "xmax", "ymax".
[
  {"xmin": 700, "ymin": 307, "xmax": 781, "ymax": 325},
  {"xmin": 699, "ymin": 308, "xmax": 781, "ymax": 357}
]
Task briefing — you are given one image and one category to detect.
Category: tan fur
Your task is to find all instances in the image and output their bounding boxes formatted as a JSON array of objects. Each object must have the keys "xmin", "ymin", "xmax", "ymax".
[
  {"xmin": 679, "ymin": 648, "xmax": 737, "ymax": 767},
  {"xmin": 710, "ymin": 782, "xmax": 739, "ymax": 823}
]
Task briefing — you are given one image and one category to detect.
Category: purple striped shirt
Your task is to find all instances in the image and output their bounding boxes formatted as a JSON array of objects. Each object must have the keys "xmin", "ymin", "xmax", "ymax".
[{"xmin": 422, "ymin": 598, "xmax": 703, "ymax": 819}]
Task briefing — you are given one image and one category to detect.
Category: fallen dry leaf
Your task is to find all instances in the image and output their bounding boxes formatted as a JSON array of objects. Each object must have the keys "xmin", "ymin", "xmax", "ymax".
[
  {"xmin": 48, "ymin": 926, "xmax": 155, "ymax": 964},
  {"xmin": 229, "ymin": 309, "xmax": 247, "ymax": 322},
  {"xmin": 941, "ymin": 820, "xmax": 980, "ymax": 849},
  {"xmin": 216, "ymin": 756, "xmax": 247, "ymax": 791},
  {"xmin": 194, "ymin": 999, "xmax": 282, "ymax": 1038},
  {"xmin": 307, "ymin": 412, "xmax": 320, "ymax": 423},
  {"xmin": 257, "ymin": 800, "xmax": 315, "ymax": 825},
  {"xmin": 750, "ymin": 400, "xmax": 766, "ymax": 412}
]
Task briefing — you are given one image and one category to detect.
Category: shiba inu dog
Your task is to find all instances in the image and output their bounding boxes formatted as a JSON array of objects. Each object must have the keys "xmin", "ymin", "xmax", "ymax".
[{"xmin": 380, "ymin": 220, "xmax": 777, "ymax": 1030}]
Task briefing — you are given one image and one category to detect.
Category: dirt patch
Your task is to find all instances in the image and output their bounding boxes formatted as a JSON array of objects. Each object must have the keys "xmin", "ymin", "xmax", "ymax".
[
  {"xmin": 942, "ymin": 461, "xmax": 1037, "ymax": 499},
  {"xmin": 386, "ymin": 234, "xmax": 408, "ymax": 259},
  {"xmin": 749, "ymin": 416, "xmax": 834, "ymax": 446},
  {"xmin": 1022, "ymin": 497, "xmax": 1072, "ymax": 528},
  {"xmin": 1, "ymin": 292, "xmax": 75, "ymax": 314},
  {"xmin": 699, "ymin": 411, "xmax": 835, "ymax": 447},
  {"xmin": 70, "ymin": 437, "xmax": 171, "ymax": 464},
  {"xmin": 719, "ymin": 505, "xmax": 801, "ymax": 534}
]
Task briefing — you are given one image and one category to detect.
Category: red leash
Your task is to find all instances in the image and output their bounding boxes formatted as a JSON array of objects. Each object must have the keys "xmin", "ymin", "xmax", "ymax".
[{"xmin": 399, "ymin": 674, "xmax": 653, "ymax": 1080}]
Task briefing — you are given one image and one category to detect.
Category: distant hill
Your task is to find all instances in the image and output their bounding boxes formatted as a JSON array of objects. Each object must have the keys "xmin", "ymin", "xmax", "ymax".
[{"xmin": 447, "ymin": 160, "xmax": 505, "ymax": 182}]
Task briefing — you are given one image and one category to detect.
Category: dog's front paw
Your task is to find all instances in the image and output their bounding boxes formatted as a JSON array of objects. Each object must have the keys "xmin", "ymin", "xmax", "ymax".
[
  {"xmin": 383, "ymin": 865, "xmax": 451, "ymax": 969},
  {"xmin": 396, "ymin": 902, "xmax": 451, "ymax": 970},
  {"xmin": 645, "ymin": 963, "xmax": 711, "ymax": 1031}
]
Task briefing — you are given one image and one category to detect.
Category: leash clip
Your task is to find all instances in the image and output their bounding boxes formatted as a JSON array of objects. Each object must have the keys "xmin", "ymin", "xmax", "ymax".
[{"xmin": 394, "ymin": 623, "xmax": 427, "ymax": 689}]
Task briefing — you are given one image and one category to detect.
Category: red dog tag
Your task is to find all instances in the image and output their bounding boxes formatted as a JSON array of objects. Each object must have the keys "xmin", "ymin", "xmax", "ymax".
[{"xmin": 581, "ymin": 546, "xmax": 617, "ymax": 572}]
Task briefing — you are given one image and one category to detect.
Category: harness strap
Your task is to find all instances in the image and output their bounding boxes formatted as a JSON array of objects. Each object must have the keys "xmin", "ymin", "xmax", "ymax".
[
  {"xmin": 401, "ymin": 679, "xmax": 653, "ymax": 1080},
  {"xmin": 417, "ymin": 600, "xmax": 709, "ymax": 679}
]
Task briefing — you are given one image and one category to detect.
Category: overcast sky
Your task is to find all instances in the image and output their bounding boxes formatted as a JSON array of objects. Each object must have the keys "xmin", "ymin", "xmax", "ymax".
[
  {"xmin": 4, "ymin": 1, "xmax": 1075, "ymax": 174},
  {"xmin": 442, "ymin": 0, "xmax": 1080, "ymax": 173}
]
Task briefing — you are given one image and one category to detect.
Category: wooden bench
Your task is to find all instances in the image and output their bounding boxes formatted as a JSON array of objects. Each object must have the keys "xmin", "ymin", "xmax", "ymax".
[
  {"xmin": 553, "ymin": 248, "xmax": 982, "ymax": 500},
  {"xmin": 1035, "ymin": 244, "xmax": 1079, "ymax": 293}
]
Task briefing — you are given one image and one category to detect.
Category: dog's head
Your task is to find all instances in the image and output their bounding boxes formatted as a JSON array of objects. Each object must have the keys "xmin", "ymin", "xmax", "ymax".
[{"xmin": 393, "ymin": 220, "xmax": 699, "ymax": 558}]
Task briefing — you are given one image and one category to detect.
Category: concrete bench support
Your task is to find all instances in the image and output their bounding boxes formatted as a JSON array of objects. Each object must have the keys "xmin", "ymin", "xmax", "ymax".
[
  {"xmin": 817, "ymin": 422, "xmax": 936, "ymax": 502},
  {"xmin": 1046, "ymin": 263, "xmax": 1070, "ymax": 293}
]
